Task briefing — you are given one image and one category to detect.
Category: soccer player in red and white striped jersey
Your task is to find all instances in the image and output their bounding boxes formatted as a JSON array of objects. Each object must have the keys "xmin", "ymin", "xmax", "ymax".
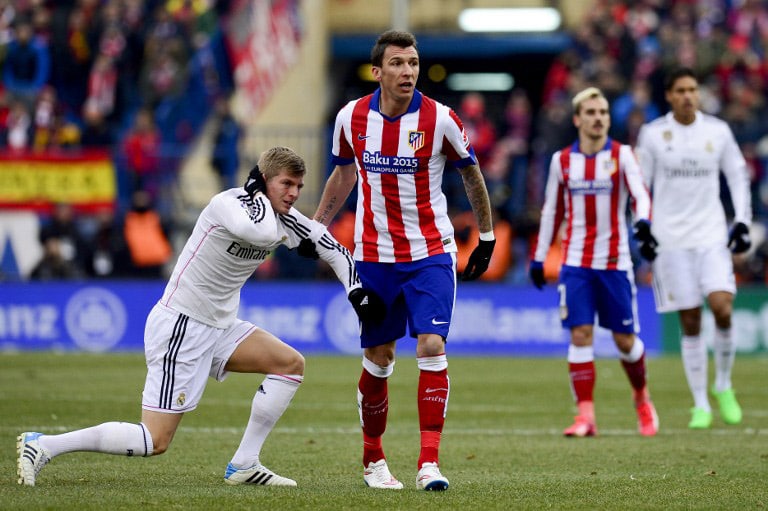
[
  {"xmin": 529, "ymin": 87, "xmax": 659, "ymax": 438},
  {"xmin": 313, "ymin": 30, "xmax": 495, "ymax": 491}
]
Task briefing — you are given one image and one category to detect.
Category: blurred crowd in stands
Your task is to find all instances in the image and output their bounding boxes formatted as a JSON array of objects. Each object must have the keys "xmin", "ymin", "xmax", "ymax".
[
  {"xmin": 0, "ymin": 0, "xmax": 233, "ymax": 280},
  {"xmin": 6, "ymin": 0, "xmax": 768, "ymax": 285},
  {"xmin": 447, "ymin": 0, "xmax": 768, "ymax": 286}
]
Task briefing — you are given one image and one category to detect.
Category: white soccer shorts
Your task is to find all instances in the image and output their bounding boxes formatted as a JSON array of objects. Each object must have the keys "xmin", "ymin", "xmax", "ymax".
[
  {"xmin": 651, "ymin": 245, "xmax": 736, "ymax": 313},
  {"xmin": 141, "ymin": 303, "xmax": 257, "ymax": 413}
]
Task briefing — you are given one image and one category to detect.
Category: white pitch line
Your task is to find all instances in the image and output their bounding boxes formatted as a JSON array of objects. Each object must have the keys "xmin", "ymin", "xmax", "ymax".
[
  {"xmin": 5, "ymin": 394, "xmax": 767, "ymax": 417},
  {"xmin": 4, "ymin": 425, "xmax": 767, "ymax": 436}
]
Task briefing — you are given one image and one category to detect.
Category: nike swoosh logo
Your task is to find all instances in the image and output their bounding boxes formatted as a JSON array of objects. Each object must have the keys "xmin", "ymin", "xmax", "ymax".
[
  {"xmin": 622, "ymin": 319, "xmax": 633, "ymax": 325},
  {"xmin": 425, "ymin": 388, "xmax": 449, "ymax": 393},
  {"xmin": 357, "ymin": 134, "xmax": 371, "ymax": 140},
  {"xmin": 431, "ymin": 318, "xmax": 449, "ymax": 325}
]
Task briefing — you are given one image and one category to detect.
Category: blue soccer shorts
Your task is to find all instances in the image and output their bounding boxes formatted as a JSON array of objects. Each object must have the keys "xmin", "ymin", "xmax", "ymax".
[
  {"xmin": 557, "ymin": 265, "xmax": 639, "ymax": 334},
  {"xmin": 355, "ymin": 253, "xmax": 457, "ymax": 347}
]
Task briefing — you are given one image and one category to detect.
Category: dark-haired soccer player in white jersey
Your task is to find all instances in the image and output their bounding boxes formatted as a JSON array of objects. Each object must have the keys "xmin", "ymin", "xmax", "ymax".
[
  {"xmin": 636, "ymin": 68, "xmax": 751, "ymax": 429},
  {"xmin": 18, "ymin": 147, "xmax": 382, "ymax": 487},
  {"xmin": 311, "ymin": 30, "xmax": 495, "ymax": 491},
  {"xmin": 529, "ymin": 87, "xmax": 659, "ymax": 438}
]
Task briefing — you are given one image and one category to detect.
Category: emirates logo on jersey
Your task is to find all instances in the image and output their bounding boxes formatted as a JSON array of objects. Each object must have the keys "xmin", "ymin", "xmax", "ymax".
[{"xmin": 408, "ymin": 130, "xmax": 425, "ymax": 151}]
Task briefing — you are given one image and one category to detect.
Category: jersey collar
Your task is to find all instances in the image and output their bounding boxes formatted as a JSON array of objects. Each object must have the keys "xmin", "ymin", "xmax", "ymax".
[
  {"xmin": 571, "ymin": 137, "xmax": 612, "ymax": 157},
  {"xmin": 667, "ymin": 110, "xmax": 700, "ymax": 127},
  {"xmin": 371, "ymin": 88, "xmax": 423, "ymax": 121}
]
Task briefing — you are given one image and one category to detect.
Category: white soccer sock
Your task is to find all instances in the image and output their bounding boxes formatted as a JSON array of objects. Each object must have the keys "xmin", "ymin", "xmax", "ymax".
[
  {"xmin": 619, "ymin": 337, "xmax": 644, "ymax": 363},
  {"xmin": 713, "ymin": 327, "xmax": 735, "ymax": 392},
  {"xmin": 681, "ymin": 335, "xmax": 710, "ymax": 411},
  {"xmin": 39, "ymin": 422, "xmax": 153, "ymax": 458},
  {"xmin": 567, "ymin": 344, "xmax": 594, "ymax": 363},
  {"xmin": 230, "ymin": 374, "xmax": 302, "ymax": 469}
]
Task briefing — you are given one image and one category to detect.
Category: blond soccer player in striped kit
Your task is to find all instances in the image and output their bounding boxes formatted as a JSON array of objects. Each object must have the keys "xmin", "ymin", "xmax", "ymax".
[{"xmin": 529, "ymin": 87, "xmax": 659, "ymax": 438}]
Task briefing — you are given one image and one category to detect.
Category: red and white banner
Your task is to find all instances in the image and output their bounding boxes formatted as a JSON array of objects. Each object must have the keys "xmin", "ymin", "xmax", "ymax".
[{"xmin": 223, "ymin": 0, "xmax": 303, "ymax": 115}]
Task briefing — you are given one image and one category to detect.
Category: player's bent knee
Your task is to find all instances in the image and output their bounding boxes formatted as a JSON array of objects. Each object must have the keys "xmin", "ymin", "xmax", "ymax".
[
  {"xmin": 273, "ymin": 346, "xmax": 305, "ymax": 375},
  {"xmin": 287, "ymin": 351, "xmax": 305, "ymax": 375},
  {"xmin": 149, "ymin": 435, "xmax": 172, "ymax": 455}
]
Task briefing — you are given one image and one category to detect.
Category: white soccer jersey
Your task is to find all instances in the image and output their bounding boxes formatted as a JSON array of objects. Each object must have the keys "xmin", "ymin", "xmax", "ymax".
[
  {"xmin": 160, "ymin": 188, "xmax": 360, "ymax": 328},
  {"xmin": 331, "ymin": 88, "xmax": 476, "ymax": 263},
  {"xmin": 533, "ymin": 139, "xmax": 651, "ymax": 271},
  {"xmin": 635, "ymin": 111, "xmax": 752, "ymax": 250}
]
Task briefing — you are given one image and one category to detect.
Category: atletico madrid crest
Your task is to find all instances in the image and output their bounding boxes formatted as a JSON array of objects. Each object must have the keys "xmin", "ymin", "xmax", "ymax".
[
  {"xmin": 408, "ymin": 130, "xmax": 425, "ymax": 151},
  {"xmin": 604, "ymin": 158, "xmax": 618, "ymax": 175}
]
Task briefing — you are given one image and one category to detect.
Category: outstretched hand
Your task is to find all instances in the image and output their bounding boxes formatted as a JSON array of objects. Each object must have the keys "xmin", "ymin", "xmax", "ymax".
[
  {"xmin": 348, "ymin": 288, "xmax": 387, "ymax": 325},
  {"xmin": 462, "ymin": 239, "xmax": 496, "ymax": 281}
]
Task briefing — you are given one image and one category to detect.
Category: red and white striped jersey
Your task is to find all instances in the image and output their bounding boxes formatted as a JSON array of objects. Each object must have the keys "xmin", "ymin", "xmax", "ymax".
[
  {"xmin": 533, "ymin": 139, "xmax": 651, "ymax": 271},
  {"xmin": 331, "ymin": 89, "xmax": 476, "ymax": 263}
]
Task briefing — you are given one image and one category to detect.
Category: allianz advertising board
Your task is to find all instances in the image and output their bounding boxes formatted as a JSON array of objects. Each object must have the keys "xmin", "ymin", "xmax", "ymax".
[{"xmin": 0, "ymin": 281, "xmax": 676, "ymax": 356}]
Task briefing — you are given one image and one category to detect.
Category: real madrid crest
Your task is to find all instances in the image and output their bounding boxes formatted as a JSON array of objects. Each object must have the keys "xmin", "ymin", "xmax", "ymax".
[
  {"xmin": 662, "ymin": 130, "xmax": 672, "ymax": 142},
  {"xmin": 705, "ymin": 140, "xmax": 714, "ymax": 153},
  {"xmin": 176, "ymin": 393, "xmax": 186, "ymax": 407}
]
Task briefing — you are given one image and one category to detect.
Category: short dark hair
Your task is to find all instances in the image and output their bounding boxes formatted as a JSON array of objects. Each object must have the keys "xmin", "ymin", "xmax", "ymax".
[
  {"xmin": 258, "ymin": 146, "xmax": 306, "ymax": 179},
  {"xmin": 665, "ymin": 67, "xmax": 698, "ymax": 91},
  {"xmin": 371, "ymin": 30, "xmax": 417, "ymax": 67}
]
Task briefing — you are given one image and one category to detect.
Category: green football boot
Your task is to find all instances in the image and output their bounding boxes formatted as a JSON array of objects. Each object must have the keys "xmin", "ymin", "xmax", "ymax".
[
  {"xmin": 688, "ymin": 407, "xmax": 713, "ymax": 429},
  {"xmin": 712, "ymin": 387, "xmax": 743, "ymax": 425}
]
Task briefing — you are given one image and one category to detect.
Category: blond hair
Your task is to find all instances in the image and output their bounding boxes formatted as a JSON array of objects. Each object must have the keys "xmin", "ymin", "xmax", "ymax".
[
  {"xmin": 258, "ymin": 146, "xmax": 306, "ymax": 180},
  {"xmin": 571, "ymin": 87, "xmax": 606, "ymax": 114}
]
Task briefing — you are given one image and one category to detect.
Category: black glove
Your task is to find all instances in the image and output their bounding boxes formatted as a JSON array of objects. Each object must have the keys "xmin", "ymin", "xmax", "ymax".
[
  {"xmin": 244, "ymin": 164, "xmax": 266, "ymax": 196},
  {"xmin": 529, "ymin": 260, "xmax": 545, "ymax": 290},
  {"xmin": 296, "ymin": 238, "xmax": 319, "ymax": 260},
  {"xmin": 348, "ymin": 288, "xmax": 386, "ymax": 325},
  {"xmin": 633, "ymin": 220, "xmax": 658, "ymax": 262},
  {"xmin": 728, "ymin": 222, "xmax": 751, "ymax": 254},
  {"xmin": 461, "ymin": 238, "xmax": 496, "ymax": 281}
]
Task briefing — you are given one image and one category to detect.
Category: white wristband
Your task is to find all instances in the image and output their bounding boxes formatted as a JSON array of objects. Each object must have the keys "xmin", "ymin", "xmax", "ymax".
[{"xmin": 479, "ymin": 231, "xmax": 495, "ymax": 242}]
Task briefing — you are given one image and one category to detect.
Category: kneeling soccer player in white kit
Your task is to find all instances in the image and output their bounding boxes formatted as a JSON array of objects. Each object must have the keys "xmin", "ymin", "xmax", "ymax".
[{"xmin": 17, "ymin": 146, "xmax": 386, "ymax": 487}]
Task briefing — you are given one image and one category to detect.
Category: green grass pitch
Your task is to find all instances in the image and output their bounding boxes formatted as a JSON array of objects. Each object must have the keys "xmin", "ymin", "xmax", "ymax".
[{"xmin": 1, "ymin": 353, "xmax": 766, "ymax": 510}]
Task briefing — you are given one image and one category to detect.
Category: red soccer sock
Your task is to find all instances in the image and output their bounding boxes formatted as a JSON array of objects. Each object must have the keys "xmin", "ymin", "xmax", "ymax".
[
  {"xmin": 362, "ymin": 433, "xmax": 383, "ymax": 467},
  {"xmin": 569, "ymin": 361, "xmax": 595, "ymax": 404},
  {"xmin": 621, "ymin": 353, "xmax": 647, "ymax": 394},
  {"xmin": 358, "ymin": 369, "xmax": 388, "ymax": 466},
  {"xmin": 417, "ymin": 368, "xmax": 448, "ymax": 468}
]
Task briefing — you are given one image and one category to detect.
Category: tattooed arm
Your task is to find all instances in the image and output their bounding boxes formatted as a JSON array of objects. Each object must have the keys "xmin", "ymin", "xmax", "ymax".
[
  {"xmin": 313, "ymin": 163, "xmax": 358, "ymax": 226},
  {"xmin": 457, "ymin": 163, "xmax": 493, "ymax": 233}
]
